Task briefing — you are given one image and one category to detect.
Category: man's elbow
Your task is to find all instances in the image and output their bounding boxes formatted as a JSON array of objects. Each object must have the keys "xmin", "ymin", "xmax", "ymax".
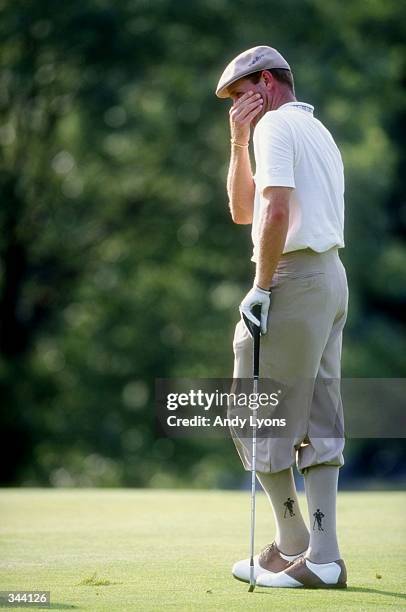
[
  {"xmin": 262, "ymin": 203, "xmax": 289, "ymax": 225},
  {"xmin": 262, "ymin": 188, "xmax": 292, "ymax": 224},
  {"xmin": 268, "ymin": 206, "xmax": 289, "ymax": 224},
  {"xmin": 231, "ymin": 212, "xmax": 252, "ymax": 225},
  {"xmin": 229, "ymin": 203, "xmax": 252, "ymax": 224}
]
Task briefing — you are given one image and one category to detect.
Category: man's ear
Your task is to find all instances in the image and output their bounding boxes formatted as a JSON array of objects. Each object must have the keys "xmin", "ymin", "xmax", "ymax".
[{"xmin": 261, "ymin": 70, "xmax": 274, "ymax": 89}]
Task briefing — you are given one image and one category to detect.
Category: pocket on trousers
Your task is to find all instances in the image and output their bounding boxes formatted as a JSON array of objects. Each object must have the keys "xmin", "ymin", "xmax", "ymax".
[{"xmin": 271, "ymin": 271, "xmax": 325, "ymax": 290}]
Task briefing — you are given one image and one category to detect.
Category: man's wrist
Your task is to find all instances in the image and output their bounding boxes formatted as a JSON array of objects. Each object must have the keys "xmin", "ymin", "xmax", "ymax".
[
  {"xmin": 254, "ymin": 282, "xmax": 271, "ymax": 293},
  {"xmin": 230, "ymin": 138, "xmax": 249, "ymax": 147}
]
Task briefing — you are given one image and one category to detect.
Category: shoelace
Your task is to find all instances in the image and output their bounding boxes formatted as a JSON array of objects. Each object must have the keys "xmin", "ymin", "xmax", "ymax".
[
  {"xmin": 285, "ymin": 555, "xmax": 306, "ymax": 569},
  {"xmin": 259, "ymin": 542, "xmax": 276, "ymax": 561}
]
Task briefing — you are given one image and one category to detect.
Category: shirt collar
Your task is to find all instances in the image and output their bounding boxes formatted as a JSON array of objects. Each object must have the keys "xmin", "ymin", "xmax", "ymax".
[{"xmin": 278, "ymin": 101, "xmax": 314, "ymax": 114}]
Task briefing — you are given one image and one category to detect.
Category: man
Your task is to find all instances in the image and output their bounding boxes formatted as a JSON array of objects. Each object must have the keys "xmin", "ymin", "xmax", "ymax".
[{"xmin": 215, "ymin": 46, "xmax": 348, "ymax": 589}]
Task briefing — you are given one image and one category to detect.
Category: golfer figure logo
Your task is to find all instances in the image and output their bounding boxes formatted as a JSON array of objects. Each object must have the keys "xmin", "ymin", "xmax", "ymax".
[
  {"xmin": 283, "ymin": 497, "xmax": 296, "ymax": 518},
  {"xmin": 313, "ymin": 508, "xmax": 325, "ymax": 531}
]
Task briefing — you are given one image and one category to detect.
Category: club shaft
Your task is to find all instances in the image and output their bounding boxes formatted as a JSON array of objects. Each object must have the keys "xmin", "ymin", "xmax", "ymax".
[
  {"xmin": 249, "ymin": 375, "xmax": 258, "ymax": 588},
  {"xmin": 249, "ymin": 305, "xmax": 261, "ymax": 591}
]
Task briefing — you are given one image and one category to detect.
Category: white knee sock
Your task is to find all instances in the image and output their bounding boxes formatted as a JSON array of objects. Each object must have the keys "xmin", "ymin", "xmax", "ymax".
[
  {"xmin": 304, "ymin": 464, "xmax": 341, "ymax": 563},
  {"xmin": 257, "ymin": 468, "xmax": 309, "ymax": 555}
]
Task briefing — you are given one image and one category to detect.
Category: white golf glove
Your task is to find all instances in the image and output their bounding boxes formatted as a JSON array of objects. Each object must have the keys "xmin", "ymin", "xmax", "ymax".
[{"xmin": 239, "ymin": 284, "xmax": 271, "ymax": 335}]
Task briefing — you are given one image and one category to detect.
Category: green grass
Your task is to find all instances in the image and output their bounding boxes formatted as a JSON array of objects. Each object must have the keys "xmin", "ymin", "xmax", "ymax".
[{"xmin": 0, "ymin": 489, "xmax": 405, "ymax": 610}]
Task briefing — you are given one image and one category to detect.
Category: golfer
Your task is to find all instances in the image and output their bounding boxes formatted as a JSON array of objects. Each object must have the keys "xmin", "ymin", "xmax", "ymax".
[{"xmin": 216, "ymin": 46, "xmax": 348, "ymax": 588}]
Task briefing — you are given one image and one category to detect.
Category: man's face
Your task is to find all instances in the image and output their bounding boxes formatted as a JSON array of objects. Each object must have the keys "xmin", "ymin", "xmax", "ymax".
[{"xmin": 228, "ymin": 74, "xmax": 270, "ymax": 126}]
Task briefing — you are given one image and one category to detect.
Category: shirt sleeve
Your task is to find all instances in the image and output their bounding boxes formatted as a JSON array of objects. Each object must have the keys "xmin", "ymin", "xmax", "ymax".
[{"xmin": 254, "ymin": 113, "xmax": 295, "ymax": 193}]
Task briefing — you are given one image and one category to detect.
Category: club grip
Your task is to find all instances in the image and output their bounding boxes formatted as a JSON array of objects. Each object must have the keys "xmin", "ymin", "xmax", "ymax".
[
  {"xmin": 252, "ymin": 304, "xmax": 261, "ymax": 379},
  {"xmin": 252, "ymin": 304, "xmax": 262, "ymax": 327}
]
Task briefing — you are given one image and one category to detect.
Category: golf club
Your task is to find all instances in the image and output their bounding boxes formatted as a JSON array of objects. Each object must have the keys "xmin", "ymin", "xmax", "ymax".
[{"xmin": 241, "ymin": 303, "xmax": 262, "ymax": 593}]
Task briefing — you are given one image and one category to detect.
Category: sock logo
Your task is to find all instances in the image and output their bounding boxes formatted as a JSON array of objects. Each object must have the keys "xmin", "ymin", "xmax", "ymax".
[
  {"xmin": 313, "ymin": 508, "xmax": 325, "ymax": 531},
  {"xmin": 283, "ymin": 497, "xmax": 296, "ymax": 518}
]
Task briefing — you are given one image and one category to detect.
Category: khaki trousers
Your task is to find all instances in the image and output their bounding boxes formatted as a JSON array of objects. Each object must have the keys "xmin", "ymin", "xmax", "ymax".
[{"xmin": 232, "ymin": 247, "xmax": 348, "ymax": 474}]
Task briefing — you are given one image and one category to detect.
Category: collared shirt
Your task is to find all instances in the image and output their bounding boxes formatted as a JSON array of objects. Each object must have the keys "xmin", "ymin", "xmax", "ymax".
[{"xmin": 251, "ymin": 101, "xmax": 345, "ymax": 261}]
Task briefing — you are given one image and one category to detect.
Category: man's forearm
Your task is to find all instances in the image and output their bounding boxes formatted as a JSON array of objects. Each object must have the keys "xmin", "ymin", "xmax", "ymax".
[
  {"xmin": 254, "ymin": 190, "xmax": 291, "ymax": 289},
  {"xmin": 226, "ymin": 144, "xmax": 255, "ymax": 224}
]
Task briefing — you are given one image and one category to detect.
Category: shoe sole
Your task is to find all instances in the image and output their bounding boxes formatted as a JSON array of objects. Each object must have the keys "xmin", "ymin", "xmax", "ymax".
[
  {"xmin": 233, "ymin": 571, "xmax": 278, "ymax": 585},
  {"xmin": 303, "ymin": 583, "xmax": 347, "ymax": 589},
  {"xmin": 232, "ymin": 573, "xmax": 250, "ymax": 584},
  {"xmin": 256, "ymin": 582, "xmax": 347, "ymax": 589}
]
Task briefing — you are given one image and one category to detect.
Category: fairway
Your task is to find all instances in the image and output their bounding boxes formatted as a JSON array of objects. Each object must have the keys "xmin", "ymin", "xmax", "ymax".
[{"xmin": 0, "ymin": 489, "xmax": 405, "ymax": 611}]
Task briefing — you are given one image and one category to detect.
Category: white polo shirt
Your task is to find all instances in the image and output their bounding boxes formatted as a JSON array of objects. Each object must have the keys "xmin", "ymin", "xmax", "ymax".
[{"xmin": 251, "ymin": 101, "xmax": 345, "ymax": 262}]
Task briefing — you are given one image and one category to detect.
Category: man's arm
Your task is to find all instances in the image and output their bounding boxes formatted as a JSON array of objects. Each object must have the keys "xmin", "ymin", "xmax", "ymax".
[
  {"xmin": 239, "ymin": 186, "xmax": 291, "ymax": 334},
  {"xmin": 254, "ymin": 186, "xmax": 292, "ymax": 289},
  {"xmin": 226, "ymin": 145, "xmax": 255, "ymax": 224},
  {"xmin": 238, "ymin": 111, "xmax": 295, "ymax": 333},
  {"xmin": 227, "ymin": 91, "xmax": 263, "ymax": 224}
]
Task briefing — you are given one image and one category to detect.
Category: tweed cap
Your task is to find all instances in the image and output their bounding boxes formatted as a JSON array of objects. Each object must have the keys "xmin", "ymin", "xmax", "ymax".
[{"xmin": 215, "ymin": 45, "xmax": 290, "ymax": 98}]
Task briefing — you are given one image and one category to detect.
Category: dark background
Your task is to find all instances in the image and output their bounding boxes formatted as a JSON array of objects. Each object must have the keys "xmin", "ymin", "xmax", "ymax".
[{"xmin": 1, "ymin": 0, "xmax": 405, "ymax": 488}]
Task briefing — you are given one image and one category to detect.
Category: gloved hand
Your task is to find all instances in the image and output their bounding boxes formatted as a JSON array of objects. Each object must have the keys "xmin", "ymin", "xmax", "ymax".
[{"xmin": 239, "ymin": 284, "xmax": 271, "ymax": 335}]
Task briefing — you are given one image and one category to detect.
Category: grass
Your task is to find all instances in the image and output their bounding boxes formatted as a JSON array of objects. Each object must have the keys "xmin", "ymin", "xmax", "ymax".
[
  {"xmin": 77, "ymin": 573, "xmax": 119, "ymax": 587},
  {"xmin": 0, "ymin": 489, "xmax": 405, "ymax": 610}
]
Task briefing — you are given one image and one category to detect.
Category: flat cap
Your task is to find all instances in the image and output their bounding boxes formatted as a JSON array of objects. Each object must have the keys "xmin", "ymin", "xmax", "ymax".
[{"xmin": 215, "ymin": 45, "xmax": 290, "ymax": 98}]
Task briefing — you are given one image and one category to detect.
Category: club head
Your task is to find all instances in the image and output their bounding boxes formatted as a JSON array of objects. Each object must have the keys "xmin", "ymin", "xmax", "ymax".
[{"xmin": 248, "ymin": 562, "xmax": 256, "ymax": 592}]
